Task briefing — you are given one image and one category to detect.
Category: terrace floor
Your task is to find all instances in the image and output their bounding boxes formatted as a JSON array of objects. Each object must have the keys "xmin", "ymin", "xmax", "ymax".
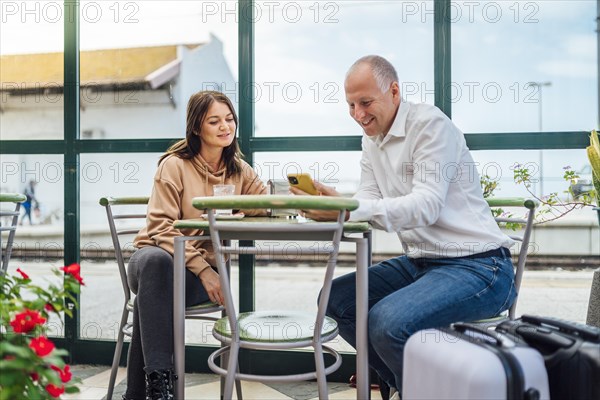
[{"xmin": 61, "ymin": 267, "xmax": 594, "ymax": 400}]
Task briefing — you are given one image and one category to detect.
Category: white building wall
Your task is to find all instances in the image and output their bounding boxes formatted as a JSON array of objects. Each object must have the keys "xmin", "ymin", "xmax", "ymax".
[
  {"xmin": 178, "ymin": 34, "xmax": 237, "ymax": 112},
  {"xmin": 0, "ymin": 106, "xmax": 64, "ymax": 140},
  {"xmin": 81, "ymin": 90, "xmax": 178, "ymax": 139}
]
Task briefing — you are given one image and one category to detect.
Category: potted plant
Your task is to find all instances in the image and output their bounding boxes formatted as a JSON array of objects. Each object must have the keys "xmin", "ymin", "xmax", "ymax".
[
  {"xmin": 587, "ymin": 129, "xmax": 600, "ymax": 224},
  {"xmin": 585, "ymin": 129, "xmax": 600, "ymax": 328},
  {"xmin": 0, "ymin": 264, "xmax": 84, "ymax": 399}
]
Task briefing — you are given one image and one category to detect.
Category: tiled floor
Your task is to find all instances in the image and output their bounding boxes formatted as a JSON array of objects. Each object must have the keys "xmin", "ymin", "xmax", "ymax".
[{"xmin": 64, "ymin": 365, "xmax": 378, "ymax": 400}]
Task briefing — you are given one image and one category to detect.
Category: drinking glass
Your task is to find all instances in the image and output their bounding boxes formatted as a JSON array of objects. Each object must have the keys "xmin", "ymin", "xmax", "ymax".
[{"xmin": 213, "ymin": 184, "xmax": 235, "ymax": 215}]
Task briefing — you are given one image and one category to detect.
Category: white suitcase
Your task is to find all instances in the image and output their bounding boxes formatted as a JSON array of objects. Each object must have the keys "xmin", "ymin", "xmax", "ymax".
[{"xmin": 403, "ymin": 323, "xmax": 550, "ymax": 400}]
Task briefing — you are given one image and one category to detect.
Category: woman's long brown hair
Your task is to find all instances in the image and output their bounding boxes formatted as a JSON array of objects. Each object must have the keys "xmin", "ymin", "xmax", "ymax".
[{"xmin": 158, "ymin": 91, "xmax": 242, "ymax": 177}]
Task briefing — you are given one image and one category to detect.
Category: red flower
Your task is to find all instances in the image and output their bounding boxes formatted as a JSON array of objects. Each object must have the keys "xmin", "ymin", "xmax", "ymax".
[
  {"xmin": 71, "ymin": 273, "xmax": 85, "ymax": 285},
  {"xmin": 60, "ymin": 263, "xmax": 85, "ymax": 285},
  {"xmin": 45, "ymin": 384, "xmax": 65, "ymax": 398},
  {"xmin": 30, "ymin": 372, "xmax": 39, "ymax": 381},
  {"xmin": 29, "ymin": 336, "xmax": 55, "ymax": 357},
  {"xmin": 51, "ymin": 364, "xmax": 72, "ymax": 383},
  {"xmin": 9, "ymin": 309, "xmax": 46, "ymax": 333},
  {"xmin": 16, "ymin": 268, "xmax": 30, "ymax": 280},
  {"xmin": 45, "ymin": 303, "xmax": 55, "ymax": 312},
  {"xmin": 61, "ymin": 263, "xmax": 80, "ymax": 275}
]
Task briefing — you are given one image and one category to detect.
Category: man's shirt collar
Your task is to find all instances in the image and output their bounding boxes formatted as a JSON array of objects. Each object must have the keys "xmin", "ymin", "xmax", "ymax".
[{"xmin": 368, "ymin": 99, "xmax": 409, "ymax": 147}]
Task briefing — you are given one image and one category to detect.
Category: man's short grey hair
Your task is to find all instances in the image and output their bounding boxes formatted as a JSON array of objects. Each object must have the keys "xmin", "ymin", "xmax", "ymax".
[{"xmin": 347, "ymin": 55, "xmax": 398, "ymax": 92}]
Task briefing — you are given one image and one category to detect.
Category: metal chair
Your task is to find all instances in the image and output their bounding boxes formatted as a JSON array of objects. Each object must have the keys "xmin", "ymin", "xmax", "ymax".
[
  {"xmin": 100, "ymin": 196, "xmax": 228, "ymax": 399},
  {"xmin": 1, "ymin": 193, "xmax": 26, "ymax": 275},
  {"xmin": 192, "ymin": 195, "xmax": 359, "ymax": 400},
  {"xmin": 472, "ymin": 197, "xmax": 538, "ymax": 325}
]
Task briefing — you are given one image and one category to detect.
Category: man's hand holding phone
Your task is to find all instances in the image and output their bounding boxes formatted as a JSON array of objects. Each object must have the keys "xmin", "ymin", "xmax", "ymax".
[
  {"xmin": 287, "ymin": 173, "xmax": 319, "ymax": 195},
  {"xmin": 287, "ymin": 175, "xmax": 349, "ymax": 221}
]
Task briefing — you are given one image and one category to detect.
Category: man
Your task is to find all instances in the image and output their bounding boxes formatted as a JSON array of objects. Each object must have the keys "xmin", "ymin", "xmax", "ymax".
[{"xmin": 291, "ymin": 55, "xmax": 516, "ymax": 398}]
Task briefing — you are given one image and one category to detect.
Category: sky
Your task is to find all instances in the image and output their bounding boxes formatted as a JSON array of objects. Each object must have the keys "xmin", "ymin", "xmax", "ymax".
[{"xmin": 1, "ymin": 0, "xmax": 598, "ymax": 199}]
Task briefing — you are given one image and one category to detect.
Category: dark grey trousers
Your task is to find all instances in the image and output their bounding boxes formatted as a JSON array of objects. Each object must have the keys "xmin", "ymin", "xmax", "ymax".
[{"xmin": 124, "ymin": 246, "xmax": 210, "ymax": 399}]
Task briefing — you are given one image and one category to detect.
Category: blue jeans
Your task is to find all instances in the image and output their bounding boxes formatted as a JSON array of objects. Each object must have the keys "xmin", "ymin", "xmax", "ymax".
[{"xmin": 326, "ymin": 247, "xmax": 516, "ymax": 392}]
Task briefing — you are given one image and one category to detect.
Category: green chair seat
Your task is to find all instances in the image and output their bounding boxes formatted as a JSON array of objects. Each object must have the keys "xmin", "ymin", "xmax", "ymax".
[
  {"xmin": 473, "ymin": 314, "xmax": 508, "ymax": 324},
  {"xmin": 127, "ymin": 297, "xmax": 218, "ymax": 312},
  {"xmin": 214, "ymin": 311, "xmax": 338, "ymax": 343},
  {"xmin": 470, "ymin": 314, "xmax": 509, "ymax": 329},
  {"xmin": 187, "ymin": 301, "xmax": 220, "ymax": 311}
]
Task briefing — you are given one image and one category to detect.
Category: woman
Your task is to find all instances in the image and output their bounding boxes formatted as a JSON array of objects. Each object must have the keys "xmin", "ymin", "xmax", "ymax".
[{"xmin": 123, "ymin": 91, "xmax": 267, "ymax": 400}]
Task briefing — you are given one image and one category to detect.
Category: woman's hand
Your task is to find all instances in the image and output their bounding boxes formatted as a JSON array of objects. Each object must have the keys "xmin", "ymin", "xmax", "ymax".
[
  {"xmin": 199, "ymin": 267, "xmax": 223, "ymax": 305},
  {"xmin": 289, "ymin": 182, "xmax": 348, "ymax": 221}
]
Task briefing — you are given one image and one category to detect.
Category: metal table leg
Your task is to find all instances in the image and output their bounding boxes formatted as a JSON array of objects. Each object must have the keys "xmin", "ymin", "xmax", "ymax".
[
  {"xmin": 356, "ymin": 235, "xmax": 370, "ymax": 400},
  {"xmin": 173, "ymin": 236, "xmax": 187, "ymax": 400},
  {"xmin": 343, "ymin": 232, "xmax": 371, "ymax": 400}
]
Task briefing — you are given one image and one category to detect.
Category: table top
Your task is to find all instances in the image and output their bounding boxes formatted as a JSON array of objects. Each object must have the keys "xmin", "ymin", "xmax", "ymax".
[
  {"xmin": 192, "ymin": 195, "xmax": 359, "ymax": 211},
  {"xmin": 0, "ymin": 193, "xmax": 26, "ymax": 203},
  {"xmin": 174, "ymin": 217, "xmax": 370, "ymax": 233}
]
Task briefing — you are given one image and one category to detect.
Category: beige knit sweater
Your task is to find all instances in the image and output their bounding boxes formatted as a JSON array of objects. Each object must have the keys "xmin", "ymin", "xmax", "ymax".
[{"xmin": 134, "ymin": 154, "xmax": 267, "ymax": 275}]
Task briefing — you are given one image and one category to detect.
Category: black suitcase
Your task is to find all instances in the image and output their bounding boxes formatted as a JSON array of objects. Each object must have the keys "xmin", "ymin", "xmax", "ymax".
[{"xmin": 497, "ymin": 314, "xmax": 600, "ymax": 400}]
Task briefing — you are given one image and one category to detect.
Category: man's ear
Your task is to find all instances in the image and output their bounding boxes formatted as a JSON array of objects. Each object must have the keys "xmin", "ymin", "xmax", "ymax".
[
  {"xmin": 390, "ymin": 82, "xmax": 400, "ymax": 98},
  {"xmin": 391, "ymin": 82, "xmax": 401, "ymax": 103}
]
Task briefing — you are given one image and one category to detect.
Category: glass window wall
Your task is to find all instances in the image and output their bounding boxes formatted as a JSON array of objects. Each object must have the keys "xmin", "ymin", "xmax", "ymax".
[
  {"xmin": 254, "ymin": 0, "xmax": 435, "ymax": 137},
  {"xmin": 1, "ymin": 154, "xmax": 65, "ymax": 337},
  {"xmin": 0, "ymin": 0, "xmax": 64, "ymax": 140},
  {"xmin": 451, "ymin": 0, "xmax": 597, "ymax": 133}
]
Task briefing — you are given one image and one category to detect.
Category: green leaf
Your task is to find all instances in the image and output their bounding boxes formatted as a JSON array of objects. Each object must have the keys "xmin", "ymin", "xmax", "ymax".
[
  {"xmin": 0, "ymin": 384, "xmax": 27, "ymax": 400},
  {"xmin": 51, "ymin": 348, "xmax": 69, "ymax": 358},
  {"xmin": 1, "ymin": 341, "xmax": 34, "ymax": 358},
  {"xmin": 0, "ymin": 358, "xmax": 32, "ymax": 370},
  {"xmin": 0, "ymin": 370, "xmax": 22, "ymax": 387},
  {"xmin": 40, "ymin": 367, "xmax": 61, "ymax": 385}
]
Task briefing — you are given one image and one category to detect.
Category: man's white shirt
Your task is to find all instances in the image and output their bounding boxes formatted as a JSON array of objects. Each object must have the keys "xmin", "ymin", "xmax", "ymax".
[{"xmin": 350, "ymin": 100, "xmax": 514, "ymax": 258}]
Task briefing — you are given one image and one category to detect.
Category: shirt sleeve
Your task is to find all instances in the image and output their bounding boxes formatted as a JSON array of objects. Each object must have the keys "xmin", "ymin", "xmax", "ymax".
[
  {"xmin": 350, "ymin": 114, "xmax": 462, "ymax": 232},
  {"xmin": 349, "ymin": 143, "xmax": 383, "ymax": 221},
  {"xmin": 145, "ymin": 163, "xmax": 212, "ymax": 275}
]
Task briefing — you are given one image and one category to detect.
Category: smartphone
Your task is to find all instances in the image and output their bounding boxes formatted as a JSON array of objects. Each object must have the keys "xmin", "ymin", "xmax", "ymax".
[{"xmin": 287, "ymin": 173, "xmax": 319, "ymax": 195}]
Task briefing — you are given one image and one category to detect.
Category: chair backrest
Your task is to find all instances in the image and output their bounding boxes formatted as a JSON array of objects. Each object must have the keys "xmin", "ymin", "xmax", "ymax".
[
  {"xmin": 99, "ymin": 196, "xmax": 150, "ymax": 302},
  {"xmin": 486, "ymin": 197, "xmax": 538, "ymax": 319},
  {"xmin": 1, "ymin": 193, "xmax": 27, "ymax": 274},
  {"xmin": 193, "ymin": 195, "xmax": 359, "ymax": 344}
]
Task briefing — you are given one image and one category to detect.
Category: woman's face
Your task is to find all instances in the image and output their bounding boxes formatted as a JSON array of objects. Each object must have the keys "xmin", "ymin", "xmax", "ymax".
[{"xmin": 199, "ymin": 101, "xmax": 236, "ymax": 151}]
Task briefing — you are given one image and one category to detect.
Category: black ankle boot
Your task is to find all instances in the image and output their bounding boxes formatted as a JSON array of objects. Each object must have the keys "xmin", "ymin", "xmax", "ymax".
[
  {"xmin": 122, "ymin": 395, "xmax": 144, "ymax": 400},
  {"xmin": 145, "ymin": 369, "xmax": 177, "ymax": 400}
]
